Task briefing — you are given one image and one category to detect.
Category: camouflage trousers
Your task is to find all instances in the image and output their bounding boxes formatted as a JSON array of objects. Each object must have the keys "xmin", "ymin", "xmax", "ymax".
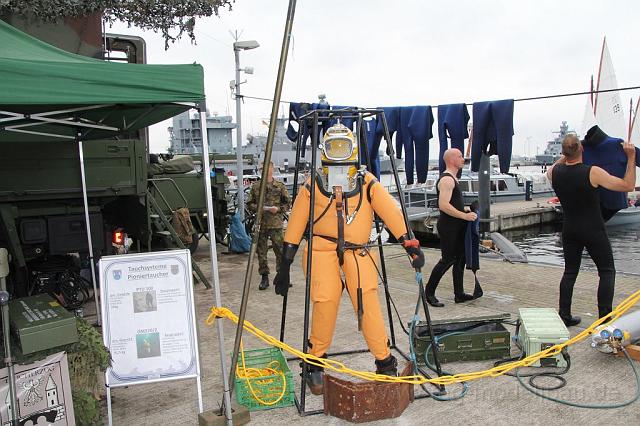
[{"xmin": 256, "ymin": 228, "xmax": 284, "ymax": 276}]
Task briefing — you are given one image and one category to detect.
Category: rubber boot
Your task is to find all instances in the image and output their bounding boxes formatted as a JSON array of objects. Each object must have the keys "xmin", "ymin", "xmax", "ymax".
[
  {"xmin": 301, "ymin": 355, "xmax": 326, "ymax": 395},
  {"xmin": 259, "ymin": 274, "xmax": 269, "ymax": 290},
  {"xmin": 374, "ymin": 354, "xmax": 398, "ymax": 376},
  {"xmin": 559, "ymin": 310, "xmax": 581, "ymax": 327}
]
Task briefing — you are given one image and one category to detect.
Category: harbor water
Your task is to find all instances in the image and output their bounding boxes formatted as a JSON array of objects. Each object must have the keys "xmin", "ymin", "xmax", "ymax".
[{"xmin": 503, "ymin": 222, "xmax": 640, "ymax": 276}]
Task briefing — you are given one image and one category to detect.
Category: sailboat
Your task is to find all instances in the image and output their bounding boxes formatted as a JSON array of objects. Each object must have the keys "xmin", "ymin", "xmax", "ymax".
[{"xmin": 586, "ymin": 38, "xmax": 640, "ymax": 226}]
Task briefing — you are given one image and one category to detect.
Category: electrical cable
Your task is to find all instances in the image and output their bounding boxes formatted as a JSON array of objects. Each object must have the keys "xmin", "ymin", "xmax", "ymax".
[
  {"xmin": 515, "ymin": 347, "xmax": 640, "ymax": 409},
  {"xmin": 419, "ymin": 331, "xmax": 469, "ymax": 401},
  {"xmin": 26, "ymin": 256, "xmax": 92, "ymax": 309}
]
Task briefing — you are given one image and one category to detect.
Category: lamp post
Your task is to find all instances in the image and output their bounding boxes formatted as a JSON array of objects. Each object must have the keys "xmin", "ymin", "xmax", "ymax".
[{"xmin": 233, "ymin": 39, "xmax": 259, "ymax": 219}]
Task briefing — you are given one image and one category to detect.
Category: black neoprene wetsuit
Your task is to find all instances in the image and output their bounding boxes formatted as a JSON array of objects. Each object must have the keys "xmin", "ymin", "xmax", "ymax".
[
  {"xmin": 425, "ymin": 172, "xmax": 468, "ymax": 297},
  {"xmin": 552, "ymin": 163, "xmax": 615, "ymax": 318}
]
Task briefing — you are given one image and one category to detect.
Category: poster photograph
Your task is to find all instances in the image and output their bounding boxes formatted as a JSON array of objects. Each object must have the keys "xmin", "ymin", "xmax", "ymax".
[{"xmin": 99, "ymin": 250, "xmax": 200, "ymax": 387}]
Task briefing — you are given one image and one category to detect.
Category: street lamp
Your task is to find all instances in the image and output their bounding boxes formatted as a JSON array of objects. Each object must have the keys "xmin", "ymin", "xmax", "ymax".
[{"xmin": 233, "ymin": 40, "xmax": 260, "ymax": 219}]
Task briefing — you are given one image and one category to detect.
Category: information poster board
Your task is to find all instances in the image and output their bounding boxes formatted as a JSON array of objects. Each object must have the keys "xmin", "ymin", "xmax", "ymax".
[
  {"xmin": 0, "ymin": 352, "xmax": 75, "ymax": 426},
  {"xmin": 99, "ymin": 250, "xmax": 201, "ymax": 388}
]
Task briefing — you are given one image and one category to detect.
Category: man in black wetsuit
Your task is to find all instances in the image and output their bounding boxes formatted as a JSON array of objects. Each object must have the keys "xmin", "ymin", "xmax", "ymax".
[
  {"xmin": 425, "ymin": 148, "xmax": 478, "ymax": 307},
  {"xmin": 547, "ymin": 134, "xmax": 636, "ymax": 326}
]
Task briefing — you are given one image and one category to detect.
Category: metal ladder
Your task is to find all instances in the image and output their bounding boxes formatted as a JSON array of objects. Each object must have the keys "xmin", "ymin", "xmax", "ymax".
[{"xmin": 146, "ymin": 181, "xmax": 211, "ymax": 289}]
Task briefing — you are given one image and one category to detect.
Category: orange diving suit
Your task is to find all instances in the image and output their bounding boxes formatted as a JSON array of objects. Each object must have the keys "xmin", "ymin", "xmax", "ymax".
[{"xmin": 273, "ymin": 123, "xmax": 424, "ymax": 394}]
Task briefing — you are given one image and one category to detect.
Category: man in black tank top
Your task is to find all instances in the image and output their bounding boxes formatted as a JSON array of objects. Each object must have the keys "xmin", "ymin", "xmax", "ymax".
[
  {"xmin": 425, "ymin": 149, "xmax": 478, "ymax": 307},
  {"xmin": 547, "ymin": 134, "xmax": 636, "ymax": 326}
]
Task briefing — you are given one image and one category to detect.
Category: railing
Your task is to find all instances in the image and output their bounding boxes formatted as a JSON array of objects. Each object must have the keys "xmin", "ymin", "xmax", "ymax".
[{"xmin": 148, "ymin": 177, "xmax": 189, "ymax": 213}]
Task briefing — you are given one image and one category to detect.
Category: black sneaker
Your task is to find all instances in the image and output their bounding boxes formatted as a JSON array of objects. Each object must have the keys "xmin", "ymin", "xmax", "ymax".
[{"xmin": 259, "ymin": 274, "xmax": 269, "ymax": 290}]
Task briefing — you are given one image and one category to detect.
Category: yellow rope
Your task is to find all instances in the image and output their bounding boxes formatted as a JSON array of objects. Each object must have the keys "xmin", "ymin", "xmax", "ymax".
[
  {"xmin": 237, "ymin": 341, "xmax": 287, "ymax": 406},
  {"xmin": 206, "ymin": 289, "xmax": 640, "ymax": 386}
]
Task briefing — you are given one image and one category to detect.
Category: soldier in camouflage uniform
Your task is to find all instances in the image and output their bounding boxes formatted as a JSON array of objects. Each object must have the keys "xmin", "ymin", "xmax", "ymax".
[{"xmin": 247, "ymin": 161, "xmax": 291, "ymax": 290}]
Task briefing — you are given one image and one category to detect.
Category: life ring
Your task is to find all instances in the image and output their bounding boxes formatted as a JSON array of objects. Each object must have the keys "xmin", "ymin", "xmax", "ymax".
[{"xmin": 547, "ymin": 196, "xmax": 560, "ymax": 204}]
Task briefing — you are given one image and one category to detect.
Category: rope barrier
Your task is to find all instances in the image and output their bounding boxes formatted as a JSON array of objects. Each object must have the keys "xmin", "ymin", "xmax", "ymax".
[{"xmin": 206, "ymin": 289, "xmax": 640, "ymax": 386}]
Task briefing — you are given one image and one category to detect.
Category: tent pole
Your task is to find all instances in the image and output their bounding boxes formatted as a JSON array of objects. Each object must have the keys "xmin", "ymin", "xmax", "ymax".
[
  {"xmin": 78, "ymin": 138, "xmax": 101, "ymax": 325},
  {"xmin": 198, "ymin": 108, "xmax": 232, "ymax": 424}
]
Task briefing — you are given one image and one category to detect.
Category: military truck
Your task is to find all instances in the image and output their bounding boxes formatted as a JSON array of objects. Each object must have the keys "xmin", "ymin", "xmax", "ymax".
[
  {"xmin": 0, "ymin": 19, "xmax": 230, "ymax": 298},
  {"xmin": 0, "ymin": 136, "xmax": 230, "ymax": 295}
]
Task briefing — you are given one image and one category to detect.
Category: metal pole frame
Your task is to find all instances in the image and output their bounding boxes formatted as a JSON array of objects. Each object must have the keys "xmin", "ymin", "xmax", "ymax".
[
  {"xmin": 283, "ymin": 108, "xmax": 445, "ymax": 416},
  {"xmin": 0, "ymin": 248, "xmax": 18, "ymax": 426},
  {"xmin": 234, "ymin": 48, "xmax": 246, "ymax": 221},
  {"xmin": 197, "ymin": 104, "xmax": 233, "ymax": 424},
  {"xmin": 77, "ymin": 136, "xmax": 101, "ymax": 326},
  {"xmin": 225, "ymin": 0, "xmax": 298, "ymax": 418},
  {"xmin": 279, "ymin": 127, "xmax": 305, "ymax": 343}
]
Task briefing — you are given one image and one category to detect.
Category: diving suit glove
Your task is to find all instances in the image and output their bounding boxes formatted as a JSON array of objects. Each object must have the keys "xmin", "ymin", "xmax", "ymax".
[
  {"xmin": 399, "ymin": 234, "xmax": 425, "ymax": 269},
  {"xmin": 274, "ymin": 242, "xmax": 298, "ymax": 296}
]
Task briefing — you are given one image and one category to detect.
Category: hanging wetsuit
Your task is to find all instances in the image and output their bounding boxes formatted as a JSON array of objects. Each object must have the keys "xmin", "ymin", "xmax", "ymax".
[
  {"xmin": 464, "ymin": 201, "xmax": 483, "ymax": 298},
  {"xmin": 470, "ymin": 99, "xmax": 514, "ymax": 173},
  {"xmin": 552, "ymin": 163, "xmax": 615, "ymax": 319},
  {"xmin": 425, "ymin": 172, "xmax": 469, "ymax": 299},
  {"xmin": 286, "ymin": 102, "xmax": 331, "ymax": 158},
  {"xmin": 364, "ymin": 117, "xmax": 381, "ymax": 177},
  {"xmin": 438, "ymin": 103, "xmax": 470, "ymax": 173},
  {"xmin": 582, "ymin": 125, "xmax": 640, "ymax": 220},
  {"xmin": 396, "ymin": 106, "xmax": 434, "ymax": 184},
  {"xmin": 370, "ymin": 106, "xmax": 401, "ymax": 176},
  {"xmin": 330, "ymin": 105, "xmax": 357, "ymax": 130},
  {"xmin": 286, "ymin": 102, "xmax": 310, "ymax": 142}
]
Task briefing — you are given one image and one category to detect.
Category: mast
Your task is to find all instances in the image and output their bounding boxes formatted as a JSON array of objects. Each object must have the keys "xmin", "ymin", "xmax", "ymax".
[{"xmin": 593, "ymin": 36, "xmax": 606, "ymax": 114}]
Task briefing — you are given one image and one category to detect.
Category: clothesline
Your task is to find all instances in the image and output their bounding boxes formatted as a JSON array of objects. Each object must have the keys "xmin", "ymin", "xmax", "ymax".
[{"xmin": 236, "ymin": 85, "xmax": 640, "ymax": 107}]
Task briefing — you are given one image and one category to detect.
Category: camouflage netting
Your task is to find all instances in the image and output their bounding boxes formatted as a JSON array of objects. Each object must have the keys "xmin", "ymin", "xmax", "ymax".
[{"xmin": 0, "ymin": 0, "xmax": 234, "ymax": 48}]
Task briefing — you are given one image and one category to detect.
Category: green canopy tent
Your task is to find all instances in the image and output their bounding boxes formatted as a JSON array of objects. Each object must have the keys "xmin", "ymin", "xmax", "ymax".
[{"xmin": 0, "ymin": 19, "xmax": 233, "ymax": 421}]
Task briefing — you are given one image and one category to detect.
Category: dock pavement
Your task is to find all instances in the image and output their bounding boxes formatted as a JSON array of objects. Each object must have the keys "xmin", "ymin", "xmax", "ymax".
[{"xmin": 108, "ymin": 241, "xmax": 640, "ymax": 425}]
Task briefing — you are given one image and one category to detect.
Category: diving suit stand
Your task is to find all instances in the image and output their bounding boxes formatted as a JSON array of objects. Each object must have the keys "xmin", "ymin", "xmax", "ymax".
[
  {"xmin": 0, "ymin": 248, "xmax": 19, "ymax": 425},
  {"xmin": 278, "ymin": 108, "xmax": 445, "ymax": 416}
]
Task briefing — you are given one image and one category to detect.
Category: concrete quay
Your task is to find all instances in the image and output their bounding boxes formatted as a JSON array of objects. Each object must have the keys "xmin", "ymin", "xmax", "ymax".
[
  {"xmin": 107, "ymin": 242, "xmax": 639, "ymax": 425},
  {"xmin": 408, "ymin": 199, "xmax": 560, "ymax": 239}
]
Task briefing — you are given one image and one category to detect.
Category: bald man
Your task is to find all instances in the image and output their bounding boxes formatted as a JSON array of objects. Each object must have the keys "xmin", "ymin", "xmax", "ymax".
[{"xmin": 425, "ymin": 148, "xmax": 478, "ymax": 307}]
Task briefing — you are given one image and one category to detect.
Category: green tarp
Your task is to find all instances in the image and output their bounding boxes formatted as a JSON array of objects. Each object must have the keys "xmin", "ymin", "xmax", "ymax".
[{"xmin": 0, "ymin": 19, "xmax": 205, "ymax": 141}]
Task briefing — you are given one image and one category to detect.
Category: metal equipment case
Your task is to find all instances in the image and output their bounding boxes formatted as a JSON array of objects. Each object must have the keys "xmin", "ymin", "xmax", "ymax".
[
  {"xmin": 8, "ymin": 294, "xmax": 78, "ymax": 354},
  {"xmin": 518, "ymin": 308, "xmax": 569, "ymax": 367},
  {"xmin": 412, "ymin": 314, "xmax": 511, "ymax": 364}
]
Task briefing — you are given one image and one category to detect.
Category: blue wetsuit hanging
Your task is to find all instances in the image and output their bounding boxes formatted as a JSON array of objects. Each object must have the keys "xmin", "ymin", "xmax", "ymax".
[
  {"xmin": 364, "ymin": 117, "xmax": 381, "ymax": 178},
  {"xmin": 330, "ymin": 105, "xmax": 357, "ymax": 130},
  {"xmin": 438, "ymin": 103, "xmax": 470, "ymax": 173},
  {"xmin": 285, "ymin": 102, "xmax": 330, "ymax": 158},
  {"xmin": 470, "ymin": 99, "xmax": 514, "ymax": 173},
  {"xmin": 396, "ymin": 106, "xmax": 434, "ymax": 184},
  {"xmin": 464, "ymin": 201, "xmax": 483, "ymax": 299},
  {"xmin": 582, "ymin": 125, "xmax": 640, "ymax": 220},
  {"xmin": 286, "ymin": 102, "xmax": 310, "ymax": 142},
  {"xmin": 371, "ymin": 107, "xmax": 400, "ymax": 177}
]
